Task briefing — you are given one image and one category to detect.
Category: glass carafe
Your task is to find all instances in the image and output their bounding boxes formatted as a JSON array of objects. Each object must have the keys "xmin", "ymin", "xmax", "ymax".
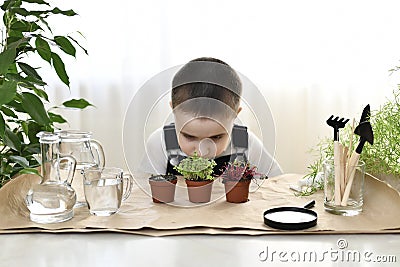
[
  {"xmin": 26, "ymin": 132, "xmax": 77, "ymax": 223},
  {"xmin": 57, "ymin": 130, "xmax": 105, "ymax": 207}
]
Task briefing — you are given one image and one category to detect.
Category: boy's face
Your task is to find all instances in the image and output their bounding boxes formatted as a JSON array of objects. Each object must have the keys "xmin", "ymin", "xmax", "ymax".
[{"xmin": 174, "ymin": 112, "xmax": 234, "ymax": 159}]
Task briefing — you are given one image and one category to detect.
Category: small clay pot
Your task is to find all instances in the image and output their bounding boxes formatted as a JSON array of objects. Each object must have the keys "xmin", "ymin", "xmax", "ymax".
[
  {"xmin": 149, "ymin": 175, "xmax": 177, "ymax": 203},
  {"xmin": 224, "ymin": 180, "xmax": 251, "ymax": 203},
  {"xmin": 185, "ymin": 180, "xmax": 214, "ymax": 203}
]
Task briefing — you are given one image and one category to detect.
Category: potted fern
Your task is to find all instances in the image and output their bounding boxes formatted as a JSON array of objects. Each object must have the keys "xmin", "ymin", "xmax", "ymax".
[
  {"xmin": 148, "ymin": 174, "xmax": 178, "ymax": 203},
  {"xmin": 220, "ymin": 160, "xmax": 259, "ymax": 203},
  {"xmin": 174, "ymin": 152, "xmax": 216, "ymax": 203},
  {"xmin": 0, "ymin": 0, "xmax": 92, "ymax": 187}
]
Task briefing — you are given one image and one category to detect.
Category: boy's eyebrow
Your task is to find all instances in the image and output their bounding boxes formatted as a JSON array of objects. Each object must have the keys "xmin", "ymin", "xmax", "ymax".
[
  {"xmin": 180, "ymin": 131, "xmax": 227, "ymax": 138},
  {"xmin": 180, "ymin": 131, "xmax": 195, "ymax": 137}
]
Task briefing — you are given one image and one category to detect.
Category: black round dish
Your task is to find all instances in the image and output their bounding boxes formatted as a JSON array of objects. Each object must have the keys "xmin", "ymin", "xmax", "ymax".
[{"xmin": 263, "ymin": 206, "xmax": 318, "ymax": 230}]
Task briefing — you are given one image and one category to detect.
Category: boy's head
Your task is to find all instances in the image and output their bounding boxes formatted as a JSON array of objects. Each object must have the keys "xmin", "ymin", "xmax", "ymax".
[
  {"xmin": 171, "ymin": 57, "xmax": 243, "ymax": 158},
  {"xmin": 171, "ymin": 57, "xmax": 242, "ymax": 112}
]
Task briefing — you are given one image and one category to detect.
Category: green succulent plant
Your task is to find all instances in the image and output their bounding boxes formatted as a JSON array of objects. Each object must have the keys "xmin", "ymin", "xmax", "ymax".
[{"xmin": 174, "ymin": 152, "xmax": 216, "ymax": 181}]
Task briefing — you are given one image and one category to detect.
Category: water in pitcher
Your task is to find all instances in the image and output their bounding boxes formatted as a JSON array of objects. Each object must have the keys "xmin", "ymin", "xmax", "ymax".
[
  {"xmin": 84, "ymin": 178, "xmax": 123, "ymax": 216},
  {"xmin": 58, "ymin": 130, "xmax": 106, "ymax": 208},
  {"xmin": 26, "ymin": 184, "xmax": 76, "ymax": 223},
  {"xmin": 26, "ymin": 132, "xmax": 77, "ymax": 223}
]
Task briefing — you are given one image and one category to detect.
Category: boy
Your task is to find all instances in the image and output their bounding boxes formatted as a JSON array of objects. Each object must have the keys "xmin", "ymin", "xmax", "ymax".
[{"xmin": 142, "ymin": 57, "xmax": 282, "ymax": 180}]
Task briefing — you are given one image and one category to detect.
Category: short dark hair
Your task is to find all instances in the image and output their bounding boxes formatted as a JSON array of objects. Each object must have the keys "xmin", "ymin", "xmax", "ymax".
[{"xmin": 171, "ymin": 57, "xmax": 242, "ymax": 112}]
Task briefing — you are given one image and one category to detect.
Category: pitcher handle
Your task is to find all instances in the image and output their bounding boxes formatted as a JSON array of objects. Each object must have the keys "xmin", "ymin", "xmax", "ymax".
[
  {"xmin": 59, "ymin": 155, "xmax": 77, "ymax": 185},
  {"xmin": 91, "ymin": 139, "xmax": 106, "ymax": 168},
  {"xmin": 122, "ymin": 173, "xmax": 133, "ymax": 201}
]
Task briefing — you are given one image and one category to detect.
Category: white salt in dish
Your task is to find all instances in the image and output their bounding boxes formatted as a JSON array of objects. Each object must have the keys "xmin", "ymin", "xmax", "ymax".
[
  {"xmin": 264, "ymin": 210, "xmax": 316, "ymax": 224},
  {"xmin": 263, "ymin": 201, "xmax": 318, "ymax": 230}
]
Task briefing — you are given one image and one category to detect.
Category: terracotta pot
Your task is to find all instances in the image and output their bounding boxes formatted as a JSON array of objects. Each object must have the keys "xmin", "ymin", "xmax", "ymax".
[
  {"xmin": 224, "ymin": 180, "xmax": 251, "ymax": 203},
  {"xmin": 149, "ymin": 179, "xmax": 177, "ymax": 203},
  {"xmin": 185, "ymin": 180, "xmax": 214, "ymax": 203}
]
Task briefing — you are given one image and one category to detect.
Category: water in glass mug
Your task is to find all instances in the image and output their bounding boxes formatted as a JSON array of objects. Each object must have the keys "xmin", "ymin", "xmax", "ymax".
[{"xmin": 84, "ymin": 178, "xmax": 123, "ymax": 216}]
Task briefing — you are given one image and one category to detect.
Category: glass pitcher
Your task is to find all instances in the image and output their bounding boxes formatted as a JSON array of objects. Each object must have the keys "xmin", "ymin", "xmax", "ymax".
[
  {"xmin": 57, "ymin": 130, "xmax": 105, "ymax": 207},
  {"xmin": 26, "ymin": 132, "xmax": 77, "ymax": 223}
]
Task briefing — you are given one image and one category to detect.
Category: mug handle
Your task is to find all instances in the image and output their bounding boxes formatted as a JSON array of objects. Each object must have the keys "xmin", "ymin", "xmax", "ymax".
[
  {"xmin": 122, "ymin": 173, "xmax": 133, "ymax": 201},
  {"xmin": 91, "ymin": 139, "xmax": 106, "ymax": 168},
  {"xmin": 59, "ymin": 155, "xmax": 77, "ymax": 185}
]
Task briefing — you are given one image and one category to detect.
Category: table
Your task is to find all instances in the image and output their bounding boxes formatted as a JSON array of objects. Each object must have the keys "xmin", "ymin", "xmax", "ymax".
[
  {"xmin": 1, "ymin": 233, "xmax": 399, "ymax": 266},
  {"xmin": 1, "ymin": 173, "xmax": 400, "ymax": 266}
]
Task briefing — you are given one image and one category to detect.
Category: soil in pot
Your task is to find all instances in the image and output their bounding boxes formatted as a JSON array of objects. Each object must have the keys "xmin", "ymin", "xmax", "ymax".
[
  {"xmin": 149, "ymin": 175, "xmax": 177, "ymax": 203},
  {"xmin": 185, "ymin": 180, "xmax": 214, "ymax": 203},
  {"xmin": 224, "ymin": 180, "xmax": 251, "ymax": 203}
]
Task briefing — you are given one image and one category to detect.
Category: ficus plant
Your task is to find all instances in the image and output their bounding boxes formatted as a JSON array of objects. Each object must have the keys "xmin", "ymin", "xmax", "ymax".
[{"xmin": 0, "ymin": 0, "xmax": 93, "ymax": 187}]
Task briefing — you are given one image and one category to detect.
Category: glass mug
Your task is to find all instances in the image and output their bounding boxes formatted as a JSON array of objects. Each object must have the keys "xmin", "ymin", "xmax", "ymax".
[
  {"xmin": 82, "ymin": 167, "xmax": 133, "ymax": 216},
  {"xmin": 57, "ymin": 130, "xmax": 105, "ymax": 207}
]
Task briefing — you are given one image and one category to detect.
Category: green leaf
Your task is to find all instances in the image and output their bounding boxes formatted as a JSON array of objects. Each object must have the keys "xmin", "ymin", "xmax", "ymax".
[
  {"xmin": 9, "ymin": 155, "xmax": 29, "ymax": 167},
  {"xmin": 20, "ymin": 92, "xmax": 51, "ymax": 126},
  {"xmin": 48, "ymin": 112, "xmax": 67, "ymax": 123},
  {"xmin": 5, "ymin": 100, "xmax": 25, "ymax": 113},
  {"xmin": 21, "ymin": 121, "xmax": 29, "ymax": 136},
  {"xmin": 62, "ymin": 98, "xmax": 94, "ymax": 109},
  {"xmin": 51, "ymin": 52, "xmax": 69, "ymax": 87},
  {"xmin": 22, "ymin": 142, "xmax": 40, "ymax": 155},
  {"xmin": 38, "ymin": 17, "xmax": 52, "ymax": 32},
  {"xmin": 4, "ymin": 128, "xmax": 22, "ymax": 152},
  {"xmin": 27, "ymin": 121, "xmax": 41, "ymax": 143},
  {"xmin": 1, "ymin": 0, "xmax": 16, "ymax": 11},
  {"xmin": 18, "ymin": 62, "xmax": 42, "ymax": 80},
  {"xmin": 50, "ymin": 8, "xmax": 77, "ymax": 16},
  {"xmin": 1, "ymin": 106, "xmax": 17, "ymax": 118},
  {"xmin": 18, "ymin": 168, "xmax": 40, "ymax": 176},
  {"xmin": 22, "ymin": 0, "xmax": 50, "ymax": 5},
  {"xmin": 24, "ymin": 75, "xmax": 47, "ymax": 86},
  {"xmin": 35, "ymin": 36, "xmax": 52, "ymax": 63},
  {"xmin": 6, "ymin": 73, "xmax": 46, "ymax": 89},
  {"xmin": 10, "ymin": 21, "xmax": 27, "ymax": 31},
  {"xmin": 0, "ymin": 47, "xmax": 16, "ymax": 75},
  {"xmin": 0, "ymin": 113, "xmax": 5, "ymax": 138},
  {"xmin": 0, "ymin": 80, "xmax": 17, "ymax": 106},
  {"xmin": 6, "ymin": 73, "xmax": 26, "ymax": 83},
  {"xmin": 68, "ymin": 35, "xmax": 88, "ymax": 55},
  {"xmin": 33, "ymin": 88, "xmax": 49, "ymax": 101},
  {"xmin": 6, "ymin": 62, "xmax": 18, "ymax": 74},
  {"xmin": 54, "ymin": 36, "xmax": 76, "ymax": 57},
  {"xmin": 6, "ymin": 36, "xmax": 23, "ymax": 46},
  {"xmin": 11, "ymin": 7, "xmax": 29, "ymax": 16},
  {"xmin": 11, "ymin": 20, "xmax": 41, "ymax": 32}
]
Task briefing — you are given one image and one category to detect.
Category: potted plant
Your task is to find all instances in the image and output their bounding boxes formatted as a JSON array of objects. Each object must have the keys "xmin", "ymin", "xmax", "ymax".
[
  {"xmin": 302, "ymin": 87, "xmax": 400, "ymax": 195},
  {"xmin": 148, "ymin": 174, "xmax": 177, "ymax": 203},
  {"xmin": 220, "ymin": 160, "xmax": 259, "ymax": 203},
  {"xmin": 0, "ymin": 0, "xmax": 92, "ymax": 187},
  {"xmin": 174, "ymin": 152, "xmax": 216, "ymax": 203}
]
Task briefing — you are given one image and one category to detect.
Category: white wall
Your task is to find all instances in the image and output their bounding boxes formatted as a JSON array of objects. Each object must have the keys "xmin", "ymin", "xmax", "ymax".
[{"xmin": 25, "ymin": 0, "xmax": 400, "ymax": 174}]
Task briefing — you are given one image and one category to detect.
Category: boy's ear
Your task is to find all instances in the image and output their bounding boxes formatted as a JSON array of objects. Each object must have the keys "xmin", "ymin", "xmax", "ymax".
[
  {"xmin": 237, "ymin": 106, "xmax": 242, "ymax": 115},
  {"xmin": 169, "ymin": 101, "xmax": 173, "ymax": 109}
]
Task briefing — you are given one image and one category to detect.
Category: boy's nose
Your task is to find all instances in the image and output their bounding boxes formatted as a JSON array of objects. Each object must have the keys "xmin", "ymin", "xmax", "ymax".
[{"xmin": 198, "ymin": 138, "xmax": 217, "ymax": 159}]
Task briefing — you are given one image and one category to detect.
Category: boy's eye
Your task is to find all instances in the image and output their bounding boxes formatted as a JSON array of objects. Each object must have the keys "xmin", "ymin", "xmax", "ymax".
[
  {"xmin": 182, "ymin": 133, "xmax": 196, "ymax": 140},
  {"xmin": 211, "ymin": 135, "xmax": 223, "ymax": 141}
]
